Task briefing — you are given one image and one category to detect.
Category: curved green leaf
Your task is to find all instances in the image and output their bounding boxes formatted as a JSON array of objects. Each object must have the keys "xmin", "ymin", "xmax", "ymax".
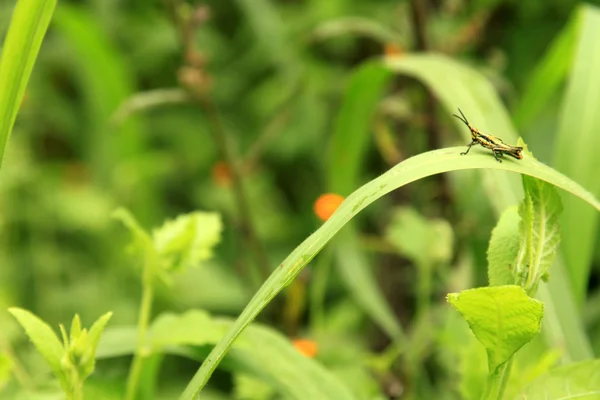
[
  {"xmin": 0, "ymin": 0, "xmax": 56, "ymax": 166},
  {"xmin": 179, "ymin": 146, "xmax": 600, "ymax": 399}
]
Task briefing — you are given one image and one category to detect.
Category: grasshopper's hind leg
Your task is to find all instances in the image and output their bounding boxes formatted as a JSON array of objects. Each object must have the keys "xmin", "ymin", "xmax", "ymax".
[{"xmin": 461, "ymin": 141, "xmax": 477, "ymax": 155}]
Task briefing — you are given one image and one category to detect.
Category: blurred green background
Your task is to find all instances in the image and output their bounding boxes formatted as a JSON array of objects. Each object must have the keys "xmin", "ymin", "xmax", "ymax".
[{"xmin": 1, "ymin": 0, "xmax": 600, "ymax": 398}]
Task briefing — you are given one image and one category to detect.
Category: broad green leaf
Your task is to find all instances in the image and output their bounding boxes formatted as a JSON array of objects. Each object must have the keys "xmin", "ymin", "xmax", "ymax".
[
  {"xmin": 99, "ymin": 310, "xmax": 357, "ymax": 400},
  {"xmin": 0, "ymin": 0, "xmax": 56, "ymax": 166},
  {"xmin": 554, "ymin": 5, "xmax": 600, "ymax": 305},
  {"xmin": 385, "ymin": 206, "xmax": 453, "ymax": 267},
  {"xmin": 447, "ymin": 286, "xmax": 544, "ymax": 373},
  {"xmin": 487, "ymin": 206, "xmax": 520, "ymax": 286},
  {"xmin": 515, "ymin": 359, "xmax": 600, "ymax": 399},
  {"xmin": 152, "ymin": 212, "xmax": 222, "ymax": 271},
  {"xmin": 384, "ymin": 53, "xmax": 592, "ymax": 361},
  {"xmin": 180, "ymin": 145, "xmax": 600, "ymax": 399},
  {"xmin": 328, "ymin": 61, "xmax": 401, "ymax": 341},
  {"xmin": 8, "ymin": 308, "xmax": 66, "ymax": 389},
  {"xmin": 515, "ymin": 176, "xmax": 563, "ymax": 295}
]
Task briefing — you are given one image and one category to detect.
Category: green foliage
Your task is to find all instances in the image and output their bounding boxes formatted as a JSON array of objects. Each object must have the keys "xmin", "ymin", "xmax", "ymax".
[
  {"xmin": 3, "ymin": 1, "xmax": 600, "ymax": 399},
  {"xmin": 447, "ymin": 286, "xmax": 544, "ymax": 373}
]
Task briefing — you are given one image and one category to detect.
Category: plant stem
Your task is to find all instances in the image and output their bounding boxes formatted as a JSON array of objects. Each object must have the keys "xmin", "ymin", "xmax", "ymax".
[
  {"xmin": 125, "ymin": 256, "xmax": 154, "ymax": 400},
  {"xmin": 481, "ymin": 359, "xmax": 513, "ymax": 400},
  {"xmin": 69, "ymin": 381, "xmax": 83, "ymax": 400}
]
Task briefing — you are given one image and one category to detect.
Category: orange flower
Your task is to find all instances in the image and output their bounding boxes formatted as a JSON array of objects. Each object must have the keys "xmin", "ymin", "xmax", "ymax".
[
  {"xmin": 292, "ymin": 338, "xmax": 318, "ymax": 358},
  {"xmin": 314, "ymin": 193, "xmax": 345, "ymax": 221},
  {"xmin": 212, "ymin": 161, "xmax": 232, "ymax": 187},
  {"xmin": 384, "ymin": 43, "xmax": 404, "ymax": 57}
]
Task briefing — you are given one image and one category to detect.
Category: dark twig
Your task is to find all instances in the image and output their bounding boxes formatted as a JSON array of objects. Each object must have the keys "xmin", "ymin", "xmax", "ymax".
[{"xmin": 164, "ymin": 0, "xmax": 271, "ymax": 283}]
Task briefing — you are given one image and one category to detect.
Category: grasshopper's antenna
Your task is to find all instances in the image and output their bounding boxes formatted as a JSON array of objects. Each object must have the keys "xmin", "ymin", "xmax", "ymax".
[{"xmin": 452, "ymin": 108, "xmax": 469, "ymax": 127}]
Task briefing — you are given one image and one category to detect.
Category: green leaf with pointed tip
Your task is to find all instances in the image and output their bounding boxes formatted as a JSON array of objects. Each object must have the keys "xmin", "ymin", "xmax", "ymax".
[
  {"xmin": 515, "ymin": 359, "xmax": 600, "ymax": 399},
  {"xmin": 515, "ymin": 176, "xmax": 563, "ymax": 294},
  {"xmin": 8, "ymin": 308, "xmax": 67, "ymax": 389},
  {"xmin": 488, "ymin": 206, "xmax": 520, "ymax": 286},
  {"xmin": 152, "ymin": 212, "xmax": 222, "ymax": 271},
  {"xmin": 447, "ymin": 286, "xmax": 544, "ymax": 373},
  {"xmin": 81, "ymin": 312, "xmax": 112, "ymax": 378},
  {"xmin": 179, "ymin": 144, "xmax": 600, "ymax": 399},
  {"xmin": 70, "ymin": 315, "xmax": 82, "ymax": 345},
  {"xmin": 0, "ymin": 0, "xmax": 57, "ymax": 166}
]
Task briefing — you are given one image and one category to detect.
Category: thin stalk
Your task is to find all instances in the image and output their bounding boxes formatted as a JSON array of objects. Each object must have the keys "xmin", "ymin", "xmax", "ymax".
[
  {"xmin": 481, "ymin": 359, "xmax": 513, "ymax": 400},
  {"xmin": 125, "ymin": 256, "xmax": 155, "ymax": 400}
]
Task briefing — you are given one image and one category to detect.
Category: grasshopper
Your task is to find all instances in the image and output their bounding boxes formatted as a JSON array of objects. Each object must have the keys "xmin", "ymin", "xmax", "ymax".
[{"xmin": 453, "ymin": 108, "xmax": 523, "ymax": 163}]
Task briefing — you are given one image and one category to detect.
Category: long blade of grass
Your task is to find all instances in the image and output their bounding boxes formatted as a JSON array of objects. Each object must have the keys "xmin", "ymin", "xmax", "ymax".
[
  {"xmin": 179, "ymin": 146, "xmax": 600, "ymax": 399},
  {"xmin": 513, "ymin": 13, "xmax": 579, "ymax": 129},
  {"xmin": 0, "ymin": 0, "xmax": 57, "ymax": 166},
  {"xmin": 553, "ymin": 4, "xmax": 600, "ymax": 305}
]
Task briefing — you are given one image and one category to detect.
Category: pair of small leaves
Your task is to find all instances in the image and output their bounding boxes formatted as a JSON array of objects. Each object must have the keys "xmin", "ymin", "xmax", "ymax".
[
  {"xmin": 8, "ymin": 308, "xmax": 112, "ymax": 394},
  {"xmin": 112, "ymin": 208, "xmax": 222, "ymax": 282}
]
